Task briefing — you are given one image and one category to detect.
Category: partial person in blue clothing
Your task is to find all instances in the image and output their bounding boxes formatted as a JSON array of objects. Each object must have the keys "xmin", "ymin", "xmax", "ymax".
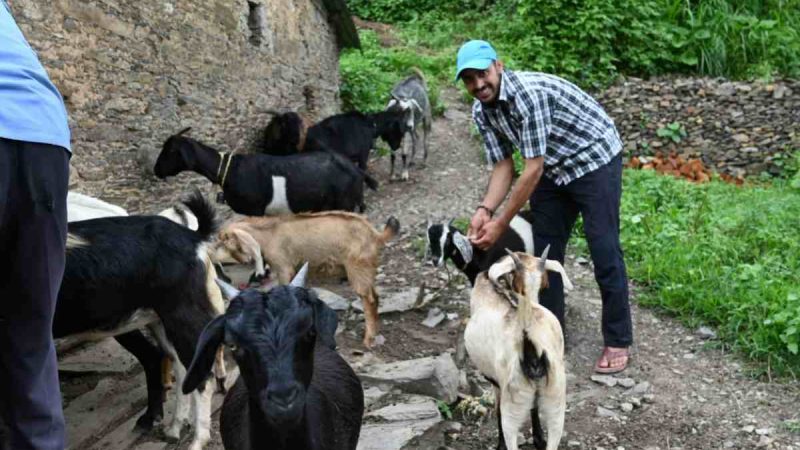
[
  {"xmin": 0, "ymin": 0, "xmax": 72, "ymax": 448},
  {"xmin": 456, "ymin": 40, "xmax": 632, "ymax": 374}
]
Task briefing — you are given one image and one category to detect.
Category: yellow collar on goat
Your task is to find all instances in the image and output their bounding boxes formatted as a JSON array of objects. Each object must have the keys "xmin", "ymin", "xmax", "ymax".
[{"xmin": 216, "ymin": 152, "xmax": 233, "ymax": 187}]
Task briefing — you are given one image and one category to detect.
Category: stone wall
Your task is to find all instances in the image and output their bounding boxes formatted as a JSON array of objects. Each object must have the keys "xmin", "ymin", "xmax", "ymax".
[{"xmin": 10, "ymin": 0, "xmax": 343, "ymax": 210}]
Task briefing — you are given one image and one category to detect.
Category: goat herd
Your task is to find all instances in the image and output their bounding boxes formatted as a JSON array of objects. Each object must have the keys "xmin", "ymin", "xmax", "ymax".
[{"xmin": 49, "ymin": 71, "xmax": 574, "ymax": 450}]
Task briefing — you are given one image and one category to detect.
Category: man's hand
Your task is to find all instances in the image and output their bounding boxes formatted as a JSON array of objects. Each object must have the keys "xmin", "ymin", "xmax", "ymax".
[
  {"xmin": 467, "ymin": 208, "xmax": 491, "ymax": 241},
  {"xmin": 470, "ymin": 219, "xmax": 509, "ymax": 250}
]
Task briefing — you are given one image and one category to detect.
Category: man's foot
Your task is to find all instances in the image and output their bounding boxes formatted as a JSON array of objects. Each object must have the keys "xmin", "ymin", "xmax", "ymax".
[{"xmin": 594, "ymin": 346, "xmax": 630, "ymax": 374}]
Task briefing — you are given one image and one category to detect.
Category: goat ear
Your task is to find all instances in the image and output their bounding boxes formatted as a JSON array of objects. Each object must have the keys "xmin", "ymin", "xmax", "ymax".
[
  {"xmin": 505, "ymin": 249, "xmax": 526, "ymax": 295},
  {"xmin": 409, "ymin": 99, "xmax": 424, "ymax": 115},
  {"xmin": 231, "ymin": 229, "xmax": 265, "ymax": 276},
  {"xmin": 452, "ymin": 231, "xmax": 473, "ymax": 264},
  {"xmin": 543, "ymin": 259, "xmax": 574, "ymax": 291},
  {"xmin": 311, "ymin": 294, "xmax": 339, "ymax": 350},
  {"xmin": 291, "ymin": 262, "xmax": 309, "ymax": 287},
  {"xmin": 387, "ymin": 98, "xmax": 398, "ymax": 109},
  {"xmin": 215, "ymin": 278, "xmax": 240, "ymax": 300},
  {"xmin": 183, "ymin": 314, "xmax": 226, "ymax": 394}
]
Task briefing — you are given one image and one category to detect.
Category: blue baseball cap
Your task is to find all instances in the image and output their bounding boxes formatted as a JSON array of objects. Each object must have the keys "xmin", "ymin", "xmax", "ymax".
[{"xmin": 455, "ymin": 40, "xmax": 497, "ymax": 81}]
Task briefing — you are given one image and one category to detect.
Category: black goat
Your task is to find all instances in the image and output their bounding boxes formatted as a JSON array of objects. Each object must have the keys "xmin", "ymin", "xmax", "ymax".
[
  {"xmin": 261, "ymin": 111, "xmax": 316, "ymax": 156},
  {"xmin": 306, "ymin": 111, "xmax": 406, "ymax": 171},
  {"xmin": 426, "ymin": 211, "xmax": 535, "ymax": 286},
  {"xmin": 58, "ymin": 192, "xmax": 223, "ymax": 450},
  {"xmin": 183, "ymin": 267, "xmax": 364, "ymax": 450},
  {"xmin": 154, "ymin": 129, "xmax": 378, "ymax": 215},
  {"xmin": 260, "ymin": 111, "xmax": 407, "ymax": 172}
]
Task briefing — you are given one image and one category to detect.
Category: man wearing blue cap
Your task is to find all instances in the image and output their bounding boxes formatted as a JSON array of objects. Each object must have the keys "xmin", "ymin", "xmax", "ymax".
[
  {"xmin": 457, "ymin": 40, "xmax": 632, "ymax": 373},
  {"xmin": 1, "ymin": 1, "xmax": 71, "ymax": 448}
]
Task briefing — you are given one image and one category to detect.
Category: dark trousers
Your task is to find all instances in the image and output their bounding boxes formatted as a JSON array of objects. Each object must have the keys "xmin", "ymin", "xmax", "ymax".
[
  {"xmin": 0, "ymin": 138, "xmax": 69, "ymax": 450},
  {"xmin": 530, "ymin": 154, "xmax": 633, "ymax": 347}
]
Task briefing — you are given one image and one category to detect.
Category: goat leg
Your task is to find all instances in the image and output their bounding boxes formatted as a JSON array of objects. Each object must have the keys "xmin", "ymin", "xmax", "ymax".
[
  {"xmin": 531, "ymin": 405, "xmax": 546, "ymax": 450},
  {"xmin": 115, "ymin": 331, "xmax": 165, "ymax": 430},
  {"xmin": 494, "ymin": 386, "xmax": 507, "ymax": 450},
  {"xmin": 390, "ymin": 151, "xmax": 398, "ymax": 181}
]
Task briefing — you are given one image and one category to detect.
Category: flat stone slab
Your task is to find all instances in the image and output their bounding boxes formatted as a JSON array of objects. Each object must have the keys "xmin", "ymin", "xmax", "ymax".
[
  {"xmin": 59, "ymin": 338, "xmax": 138, "ymax": 374},
  {"xmin": 359, "ymin": 354, "xmax": 459, "ymax": 403},
  {"xmin": 364, "ymin": 386, "xmax": 389, "ymax": 409},
  {"xmin": 353, "ymin": 288, "xmax": 419, "ymax": 314},
  {"xmin": 366, "ymin": 395, "xmax": 440, "ymax": 422},
  {"xmin": 357, "ymin": 417, "xmax": 442, "ymax": 450},
  {"xmin": 313, "ymin": 288, "xmax": 351, "ymax": 311}
]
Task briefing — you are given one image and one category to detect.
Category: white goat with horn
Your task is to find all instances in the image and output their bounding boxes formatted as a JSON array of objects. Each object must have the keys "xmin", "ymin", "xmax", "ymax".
[{"xmin": 464, "ymin": 246, "xmax": 572, "ymax": 450}]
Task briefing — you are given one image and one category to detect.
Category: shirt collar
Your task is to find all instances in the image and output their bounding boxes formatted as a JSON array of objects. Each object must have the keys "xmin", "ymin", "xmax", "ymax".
[{"xmin": 497, "ymin": 69, "xmax": 516, "ymax": 103}]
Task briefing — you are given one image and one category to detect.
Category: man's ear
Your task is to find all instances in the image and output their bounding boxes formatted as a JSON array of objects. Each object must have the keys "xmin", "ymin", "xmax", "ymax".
[{"xmin": 494, "ymin": 59, "xmax": 504, "ymax": 72}]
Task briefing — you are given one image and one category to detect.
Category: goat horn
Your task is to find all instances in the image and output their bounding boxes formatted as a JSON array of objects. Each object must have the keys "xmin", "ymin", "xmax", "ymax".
[
  {"xmin": 290, "ymin": 262, "xmax": 309, "ymax": 287},
  {"xmin": 447, "ymin": 218, "xmax": 456, "ymax": 228},
  {"xmin": 176, "ymin": 127, "xmax": 192, "ymax": 136},
  {"xmin": 538, "ymin": 245, "xmax": 551, "ymax": 272},
  {"xmin": 215, "ymin": 278, "xmax": 240, "ymax": 300},
  {"xmin": 504, "ymin": 248, "xmax": 523, "ymax": 271}
]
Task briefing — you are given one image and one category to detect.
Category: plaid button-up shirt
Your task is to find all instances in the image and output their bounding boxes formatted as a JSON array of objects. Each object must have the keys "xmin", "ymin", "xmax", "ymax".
[{"xmin": 473, "ymin": 70, "xmax": 622, "ymax": 185}]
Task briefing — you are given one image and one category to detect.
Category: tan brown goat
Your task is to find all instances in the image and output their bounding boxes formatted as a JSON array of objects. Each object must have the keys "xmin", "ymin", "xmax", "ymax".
[{"xmin": 212, "ymin": 212, "xmax": 399, "ymax": 347}]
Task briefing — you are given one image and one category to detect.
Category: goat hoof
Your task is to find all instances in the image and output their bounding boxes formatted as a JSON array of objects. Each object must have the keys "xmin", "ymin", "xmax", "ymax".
[
  {"xmin": 163, "ymin": 425, "xmax": 183, "ymax": 442},
  {"xmin": 401, "ymin": 171, "xmax": 410, "ymax": 181},
  {"xmin": 216, "ymin": 377, "xmax": 227, "ymax": 394}
]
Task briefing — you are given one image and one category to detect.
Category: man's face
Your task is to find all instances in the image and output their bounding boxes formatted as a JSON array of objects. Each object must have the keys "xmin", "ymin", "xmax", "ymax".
[{"xmin": 460, "ymin": 61, "xmax": 503, "ymax": 104}]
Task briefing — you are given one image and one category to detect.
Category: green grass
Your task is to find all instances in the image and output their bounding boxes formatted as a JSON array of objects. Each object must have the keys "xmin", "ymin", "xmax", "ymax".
[{"xmin": 618, "ymin": 170, "xmax": 800, "ymax": 377}]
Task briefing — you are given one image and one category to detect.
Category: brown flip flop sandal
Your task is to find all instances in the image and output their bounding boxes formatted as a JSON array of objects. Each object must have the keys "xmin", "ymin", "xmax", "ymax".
[{"xmin": 594, "ymin": 347, "xmax": 630, "ymax": 374}]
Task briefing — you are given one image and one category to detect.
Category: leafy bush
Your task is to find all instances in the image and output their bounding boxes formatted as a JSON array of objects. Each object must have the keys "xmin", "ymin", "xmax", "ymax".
[
  {"xmin": 339, "ymin": 30, "xmax": 450, "ymax": 113},
  {"xmin": 346, "ymin": 0, "xmax": 800, "ymax": 87}
]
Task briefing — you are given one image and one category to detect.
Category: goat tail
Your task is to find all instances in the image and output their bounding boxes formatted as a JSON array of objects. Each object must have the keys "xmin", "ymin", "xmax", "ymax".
[
  {"xmin": 66, "ymin": 233, "xmax": 89, "ymax": 250},
  {"xmin": 409, "ymin": 67, "xmax": 426, "ymax": 85},
  {"xmin": 379, "ymin": 216, "xmax": 400, "ymax": 244},
  {"xmin": 181, "ymin": 189, "xmax": 219, "ymax": 241}
]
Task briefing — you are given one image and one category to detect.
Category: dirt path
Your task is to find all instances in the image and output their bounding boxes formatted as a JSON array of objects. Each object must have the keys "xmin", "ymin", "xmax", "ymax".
[
  {"xmin": 340, "ymin": 87, "xmax": 800, "ymax": 449},
  {"xmin": 59, "ymin": 87, "xmax": 800, "ymax": 450}
]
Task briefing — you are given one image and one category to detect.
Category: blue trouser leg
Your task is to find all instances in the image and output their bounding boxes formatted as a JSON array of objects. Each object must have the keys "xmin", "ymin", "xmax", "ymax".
[
  {"xmin": 530, "ymin": 174, "xmax": 579, "ymax": 334},
  {"xmin": 569, "ymin": 155, "xmax": 632, "ymax": 347},
  {"xmin": 0, "ymin": 138, "xmax": 68, "ymax": 450},
  {"xmin": 530, "ymin": 154, "xmax": 633, "ymax": 347}
]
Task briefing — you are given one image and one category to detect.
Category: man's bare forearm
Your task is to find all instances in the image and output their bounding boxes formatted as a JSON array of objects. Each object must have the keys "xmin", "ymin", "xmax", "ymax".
[{"xmin": 481, "ymin": 159, "xmax": 514, "ymax": 212}]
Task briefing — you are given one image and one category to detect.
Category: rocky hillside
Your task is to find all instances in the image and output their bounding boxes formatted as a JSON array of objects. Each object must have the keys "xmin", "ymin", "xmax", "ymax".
[{"xmin": 598, "ymin": 77, "xmax": 799, "ymax": 177}]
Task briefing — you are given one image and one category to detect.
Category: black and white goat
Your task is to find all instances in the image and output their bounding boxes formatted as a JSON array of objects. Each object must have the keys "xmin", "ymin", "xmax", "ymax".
[
  {"xmin": 426, "ymin": 211, "xmax": 534, "ymax": 285},
  {"xmin": 153, "ymin": 128, "xmax": 378, "ymax": 215},
  {"xmin": 182, "ymin": 266, "xmax": 364, "ymax": 450},
  {"xmin": 465, "ymin": 249, "xmax": 572, "ymax": 450},
  {"xmin": 59, "ymin": 192, "xmax": 224, "ymax": 450}
]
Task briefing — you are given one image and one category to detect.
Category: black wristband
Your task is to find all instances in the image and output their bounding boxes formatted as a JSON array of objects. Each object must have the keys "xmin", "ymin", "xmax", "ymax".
[{"xmin": 476, "ymin": 205, "xmax": 494, "ymax": 217}]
